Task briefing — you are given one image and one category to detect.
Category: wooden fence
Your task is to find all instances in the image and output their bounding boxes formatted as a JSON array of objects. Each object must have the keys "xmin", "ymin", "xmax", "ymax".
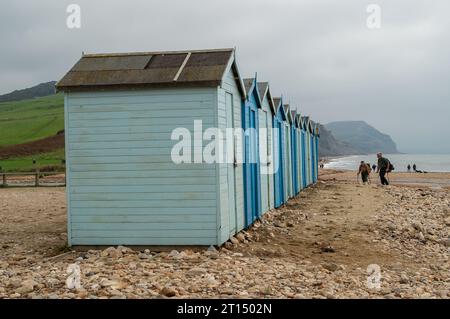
[{"xmin": 0, "ymin": 171, "xmax": 66, "ymax": 187}]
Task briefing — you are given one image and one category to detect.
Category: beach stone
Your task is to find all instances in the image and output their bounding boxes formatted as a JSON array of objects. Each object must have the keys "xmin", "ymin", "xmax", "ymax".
[
  {"xmin": 444, "ymin": 217, "xmax": 450, "ymax": 226},
  {"xmin": 207, "ymin": 245, "xmax": 217, "ymax": 252},
  {"xmin": 168, "ymin": 250, "xmax": 180, "ymax": 258},
  {"xmin": 101, "ymin": 247, "xmax": 116, "ymax": 257},
  {"xmin": 399, "ymin": 274, "xmax": 409, "ymax": 284},
  {"xmin": 236, "ymin": 233, "xmax": 245, "ymax": 242},
  {"xmin": 417, "ymin": 232, "xmax": 426, "ymax": 242},
  {"xmin": 117, "ymin": 246, "xmax": 133, "ymax": 254},
  {"xmin": 440, "ymin": 238, "xmax": 450, "ymax": 247},
  {"xmin": 138, "ymin": 253, "xmax": 150, "ymax": 260},
  {"xmin": 320, "ymin": 246, "xmax": 336, "ymax": 253},
  {"xmin": 15, "ymin": 280, "xmax": 37, "ymax": 294},
  {"xmin": 8, "ymin": 279, "xmax": 22, "ymax": 288},
  {"xmin": 230, "ymin": 237, "xmax": 239, "ymax": 245},
  {"xmin": 99, "ymin": 279, "xmax": 123, "ymax": 290},
  {"xmin": 322, "ymin": 262, "xmax": 339, "ymax": 272},
  {"xmin": 160, "ymin": 287, "xmax": 177, "ymax": 297},
  {"xmin": 188, "ymin": 267, "xmax": 207, "ymax": 276}
]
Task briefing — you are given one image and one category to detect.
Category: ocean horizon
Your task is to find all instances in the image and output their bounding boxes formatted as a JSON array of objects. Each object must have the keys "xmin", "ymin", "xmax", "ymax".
[{"xmin": 323, "ymin": 153, "xmax": 450, "ymax": 173}]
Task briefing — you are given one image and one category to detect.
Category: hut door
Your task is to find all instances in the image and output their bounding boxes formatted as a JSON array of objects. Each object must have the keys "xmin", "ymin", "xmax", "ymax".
[
  {"xmin": 249, "ymin": 109, "xmax": 259, "ymax": 223},
  {"xmin": 225, "ymin": 93, "xmax": 237, "ymax": 235},
  {"xmin": 273, "ymin": 117, "xmax": 284, "ymax": 208},
  {"xmin": 302, "ymin": 131, "xmax": 307, "ymax": 188}
]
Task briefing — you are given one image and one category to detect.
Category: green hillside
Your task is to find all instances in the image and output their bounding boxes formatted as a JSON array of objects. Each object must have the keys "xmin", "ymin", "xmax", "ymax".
[
  {"xmin": 0, "ymin": 93, "xmax": 65, "ymax": 172},
  {"xmin": 0, "ymin": 93, "xmax": 64, "ymax": 147}
]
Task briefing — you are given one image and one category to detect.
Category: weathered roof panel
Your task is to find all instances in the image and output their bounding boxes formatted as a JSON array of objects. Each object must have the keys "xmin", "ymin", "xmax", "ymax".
[{"xmin": 71, "ymin": 55, "xmax": 153, "ymax": 71}]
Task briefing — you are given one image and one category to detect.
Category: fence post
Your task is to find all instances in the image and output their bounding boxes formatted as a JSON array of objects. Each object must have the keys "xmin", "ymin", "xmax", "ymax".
[
  {"xmin": 2, "ymin": 171, "xmax": 6, "ymax": 187},
  {"xmin": 35, "ymin": 168, "xmax": 40, "ymax": 187},
  {"xmin": 62, "ymin": 159, "xmax": 66, "ymax": 186}
]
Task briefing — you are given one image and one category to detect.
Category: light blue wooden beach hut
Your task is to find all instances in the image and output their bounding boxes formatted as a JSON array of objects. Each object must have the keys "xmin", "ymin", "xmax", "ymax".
[
  {"xmin": 56, "ymin": 48, "xmax": 247, "ymax": 246},
  {"xmin": 242, "ymin": 77, "xmax": 262, "ymax": 226},
  {"xmin": 257, "ymin": 82, "xmax": 276, "ymax": 212},
  {"xmin": 272, "ymin": 97, "xmax": 285, "ymax": 207},
  {"xmin": 300, "ymin": 116, "xmax": 308, "ymax": 188},
  {"xmin": 310, "ymin": 121, "xmax": 317, "ymax": 183},
  {"xmin": 295, "ymin": 114, "xmax": 304, "ymax": 191},
  {"xmin": 290, "ymin": 110, "xmax": 299, "ymax": 195},
  {"xmin": 313, "ymin": 122, "xmax": 320, "ymax": 183},
  {"xmin": 283, "ymin": 104, "xmax": 293, "ymax": 200},
  {"xmin": 305, "ymin": 117, "xmax": 313, "ymax": 186}
]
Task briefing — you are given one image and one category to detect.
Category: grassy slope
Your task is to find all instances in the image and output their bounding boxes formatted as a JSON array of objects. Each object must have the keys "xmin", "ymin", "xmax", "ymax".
[
  {"xmin": 0, "ymin": 93, "xmax": 64, "ymax": 146},
  {"xmin": 0, "ymin": 149, "xmax": 65, "ymax": 172},
  {"xmin": 0, "ymin": 94, "xmax": 65, "ymax": 171}
]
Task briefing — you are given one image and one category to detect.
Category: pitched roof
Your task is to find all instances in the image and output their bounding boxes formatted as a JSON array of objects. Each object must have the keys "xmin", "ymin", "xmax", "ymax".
[
  {"xmin": 243, "ymin": 78, "xmax": 254, "ymax": 94},
  {"xmin": 291, "ymin": 110, "xmax": 297, "ymax": 125},
  {"xmin": 56, "ymin": 48, "xmax": 238, "ymax": 91},
  {"xmin": 296, "ymin": 114, "xmax": 303, "ymax": 128},
  {"xmin": 284, "ymin": 104, "xmax": 293, "ymax": 123},
  {"xmin": 257, "ymin": 82, "xmax": 268, "ymax": 99},
  {"xmin": 273, "ymin": 97, "xmax": 281, "ymax": 109}
]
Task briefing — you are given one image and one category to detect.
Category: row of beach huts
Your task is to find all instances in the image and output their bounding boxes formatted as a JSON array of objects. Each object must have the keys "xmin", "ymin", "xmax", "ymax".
[{"xmin": 56, "ymin": 48, "xmax": 320, "ymax": 246}]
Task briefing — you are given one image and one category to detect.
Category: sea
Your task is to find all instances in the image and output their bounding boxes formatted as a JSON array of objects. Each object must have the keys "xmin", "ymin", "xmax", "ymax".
[{"xmin": 324, "ymin": 154, "xmax": 450, "ymax": 173}]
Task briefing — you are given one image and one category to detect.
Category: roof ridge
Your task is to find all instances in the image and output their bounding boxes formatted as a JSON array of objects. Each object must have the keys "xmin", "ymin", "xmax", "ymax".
[{"xmin": 83, "ymin": 48, "xmax": 235, "ymax": 58}]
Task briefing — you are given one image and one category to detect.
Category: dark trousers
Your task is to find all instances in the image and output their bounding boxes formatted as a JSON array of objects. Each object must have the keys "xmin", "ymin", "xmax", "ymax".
[{"xmin": 380, "ymin": 170, "xmax": 389, "ymax": 185}]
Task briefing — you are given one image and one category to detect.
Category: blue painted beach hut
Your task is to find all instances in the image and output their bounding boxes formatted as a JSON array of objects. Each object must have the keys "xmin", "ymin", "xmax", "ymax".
[
  {"xmin": 242, "ymin": 77, "xmax": 262, "ymax": 226},
  {"xmin": 295, "ymin": 114, "xmax": 304, "ymax": 191},
  {"xmin": 272, "ymin": 97, "xmax": 285, "ymax": 207},
  {"xmin": 310, "ymin": 121, "xmax": 317, "ymax": 183},
  {"xmin": 313, "ymin": 122, "xmax": 320, "ymax": 183},
  {"xmin": 56, "ymin": 48, "xmax": 248, "ymax": 246},
  {"xmin": 283, "ymin": 104, "xmax": 293, "ymax": 200},
  {"xmin": 300, "ymin": 116, "xmax": 308, "ymax": 188},
  {"xmin": 257, "ymin": 82, "xmax": 276, "ymax": 212},
  {"xmin": 305, "ymin": 117, "xmax": 313, "ymax": 186},
  {"xmin": 290, "ymin": 110, "xmax": 299, "ymax": 195}
]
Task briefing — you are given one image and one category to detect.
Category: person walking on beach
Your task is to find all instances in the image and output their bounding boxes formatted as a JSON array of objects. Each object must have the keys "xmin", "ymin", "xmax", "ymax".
[
  {"xmin": 407, "ymin": 164, "xmax": 411, "ymax": 172},
  {"xmin": 372, "ymin": 164, "xmax": 376, "ymax": 172},
  {"xmin": 376, "ymin": 153, "xmax": 390, "ymax": 185},
  {"xmin": 357, "ymin": 161, "xmax": 370, "ymax": 185},
  {"xmin": 413, "ymin": 164, "xmax": 417, "ymax": 172},
  {"xmin": 366, "ymin": 162, "xmax": 373, "ymax": 184}
]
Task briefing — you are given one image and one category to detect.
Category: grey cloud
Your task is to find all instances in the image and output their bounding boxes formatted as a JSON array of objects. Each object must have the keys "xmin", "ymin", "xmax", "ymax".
[{"xmin": 0, "ymin": 0, "xmax": 449, "ymax": 153}]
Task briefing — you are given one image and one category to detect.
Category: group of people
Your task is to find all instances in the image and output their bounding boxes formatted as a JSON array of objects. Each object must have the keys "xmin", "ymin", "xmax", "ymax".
[
  {"xmin": 357, "ymin": 153, "xmax": 393, "ymax": 185},
  {"xmin": 407, "ymin": 163, "xmax": 426, "ymax": 173}
]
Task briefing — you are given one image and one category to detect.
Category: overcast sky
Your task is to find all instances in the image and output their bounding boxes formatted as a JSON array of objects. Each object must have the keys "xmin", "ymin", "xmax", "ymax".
[{"xmin": 1, "ymin": 0, "xmax": 449, "ymax": 153}]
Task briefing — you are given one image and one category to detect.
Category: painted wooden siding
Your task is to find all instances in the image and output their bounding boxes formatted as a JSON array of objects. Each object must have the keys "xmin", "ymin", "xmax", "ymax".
[
  {"xmin": 296, "ymin": 128, "xmax": 303, "ymax": 190},
  {"xmin": 66, "ymin": 88, "xmax": 218, "ymax": 245},
  {"xmin": 260, "ymin": 96, "xmax": 274, "ymax": 211},
  {"xmin": 258, "ymin": 108, "xmax": 269, "ymax": 213},
  {"xmin": 307, "ymin": 131, "xmax": 312, "ymax": 185},
  {"xmin": 286, "ymin": 123, "xmax": 293, "ymax": 198},
  {"xmin": 267, "ymin": 110, "xmax": 275, "ymax": 209},
  {"xmin": 282, "ymin": 123, "xmax": 288, "ymax": 202},
  {"xmin": 217, "ymin": 66, "xmax": 245, "ymax": 244}
]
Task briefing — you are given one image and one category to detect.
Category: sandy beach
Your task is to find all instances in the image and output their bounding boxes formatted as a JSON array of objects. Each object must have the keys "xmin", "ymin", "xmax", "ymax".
[
  {"xmin": 321, "ymin": 169, "xmax": 450, "ymax": 190},
  {"xmin": 0, "ymin": 170, "xmax": 448, "ymax": 299}
]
